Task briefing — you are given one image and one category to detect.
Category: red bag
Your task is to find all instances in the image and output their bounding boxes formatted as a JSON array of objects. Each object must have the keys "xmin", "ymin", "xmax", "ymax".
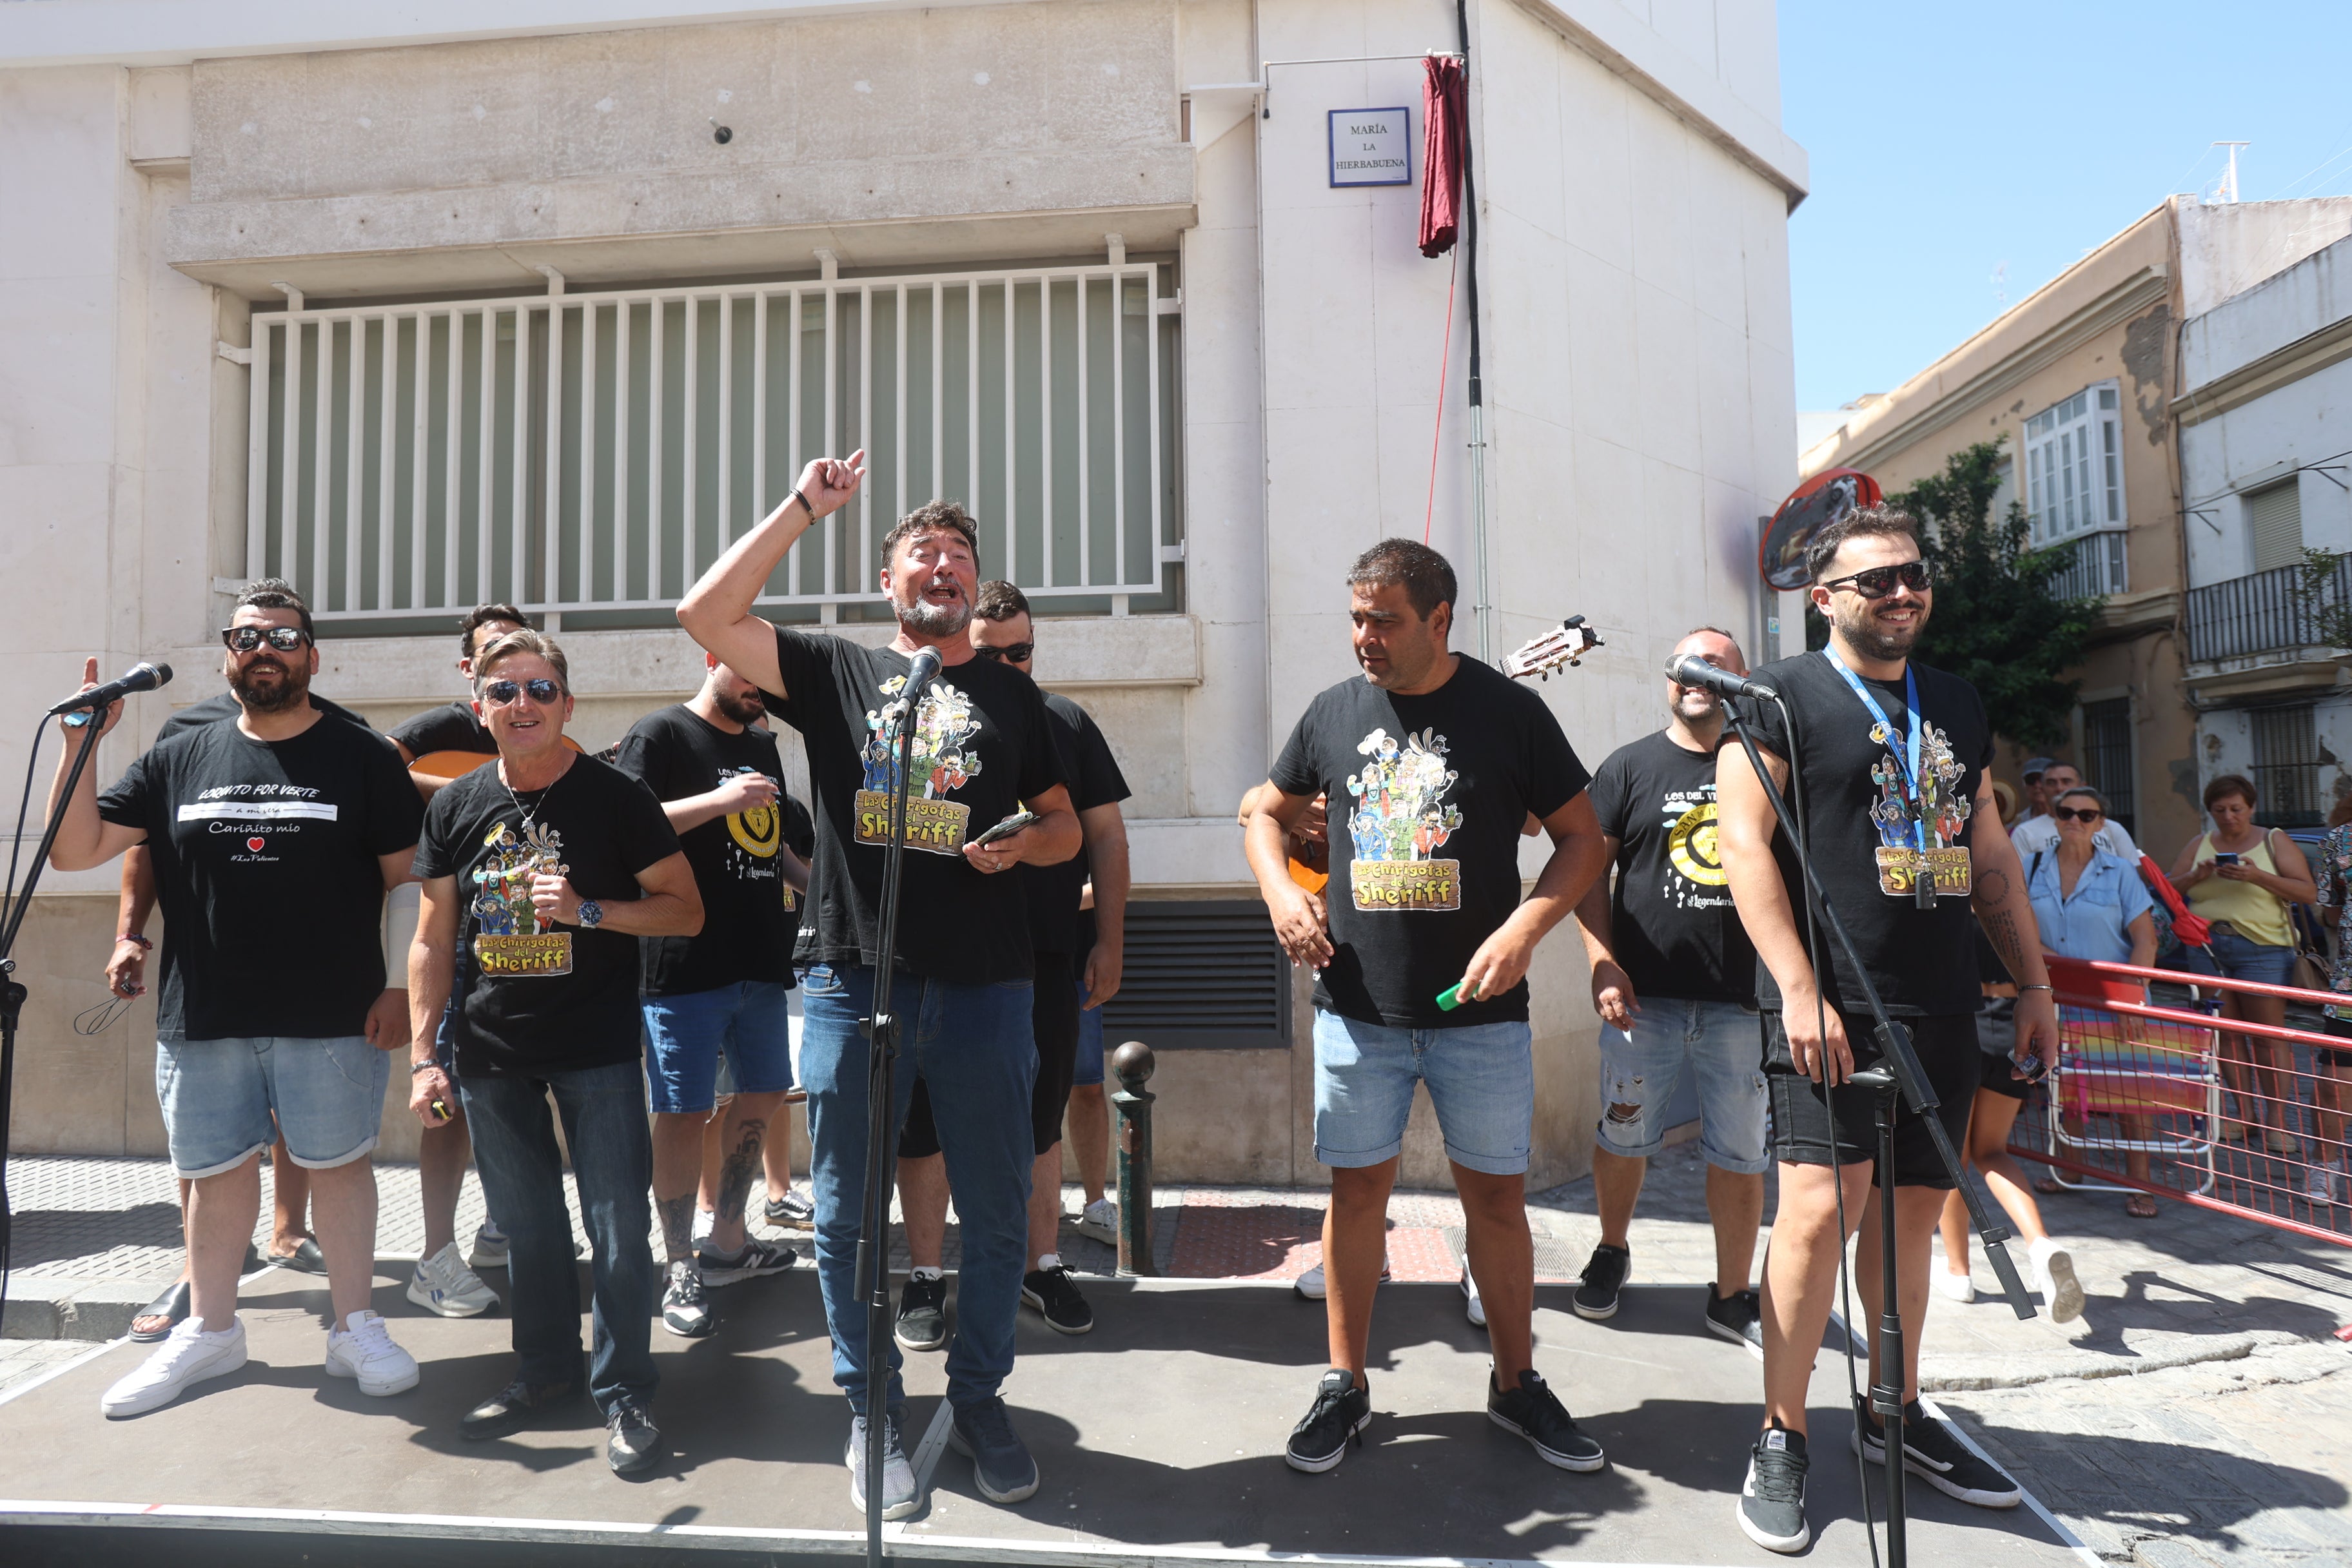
[{"xmin": 2139, "ymin": 854, "xmax": 2211, "ymax": 948}]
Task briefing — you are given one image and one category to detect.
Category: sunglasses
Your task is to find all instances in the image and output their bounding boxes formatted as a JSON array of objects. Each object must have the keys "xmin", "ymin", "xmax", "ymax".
[
  {"xmin": 2052, "ymin": 805, "xmax": 2104, "ymax": 823},
  {"xmin": 972, "ymin": 642, "xmax": 1035, "ymax": 664},
  {"xmin": 480, "ymin": 677, "xmax": 565, "ymax": 706},
  {"xmin": 220, "ymin": 625, "xmax": 311, "ymax": 653},
  {"xmin": 1819, "ymin": 560, "xmax": 1933, "ymax": 599}
]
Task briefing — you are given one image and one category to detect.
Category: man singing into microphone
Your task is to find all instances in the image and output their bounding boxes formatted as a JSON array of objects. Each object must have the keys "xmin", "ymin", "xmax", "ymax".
[
  {"xmin": 1246, "ymin": 538, "xmax": 1610, "ymax": 1478},
  {"xmin": 678, "ymin": 456, "xmax": 1079, "ymax": 1520},
  {"xmin": 1716, "ymin": 505, "xmax": 2055, "ymax": 1553}
]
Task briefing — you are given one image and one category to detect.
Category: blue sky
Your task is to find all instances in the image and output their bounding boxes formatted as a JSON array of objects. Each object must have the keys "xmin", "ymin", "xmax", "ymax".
[{"xmin": 1782, "ymin": 1, "xmax": 2352, "ymax": 414}]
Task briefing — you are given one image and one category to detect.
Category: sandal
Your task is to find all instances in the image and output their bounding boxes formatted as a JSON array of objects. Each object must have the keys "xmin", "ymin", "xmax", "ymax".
[
  {"xmin": 129, "ymin": 1278, "xmax": 191, "ymax": 1342},
  {"xmin": 269, "ymin": 1237, "xmax": 328, "ymax": 1274},
  {"xmin": 2124, "ymin": 1193, "xmax": 2160, "ymax": 1220},
  {"xmin": 2033, "ymin": 1174, "xmax": 2063, "ymax": 1195}
]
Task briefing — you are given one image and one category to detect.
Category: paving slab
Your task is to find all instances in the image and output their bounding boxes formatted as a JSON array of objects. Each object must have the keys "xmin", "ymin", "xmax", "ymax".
[{"xmin": 0, "ymin": 1265, "xmax": 2078, "ymax": 1568}]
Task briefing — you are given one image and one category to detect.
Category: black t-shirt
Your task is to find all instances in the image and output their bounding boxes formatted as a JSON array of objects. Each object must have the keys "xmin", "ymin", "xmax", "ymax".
[
  {"xmin": 1732, "ymin": 651, "xmax": 1994, "ymax": 1017},
  {"xmin": 413, "ymin": 755, "xmax": 681, "ymax": 1077},
  {"xmin": 763, "ymin": 627, "xmax": 1067, "ymax": 986},
  {"xmin": 159, "ymin": 690, "xmax": 375, "ymax": 742},
  {"xmin": 97, "ymin": 715, "xmax": 422, "ymax": 1041},
  {"xmin": 1588, "ymin": 730, "xmax": 1754, "ymax": 1006},
  {"xmin": 1026, "ymin": 691, "xmax": 1132, "ymax": 956},
  {"xmin": 390, "ymin": 700, "xmax": 493, "ymax": 758},
  {"xmin": 611, "ymin": 703, "xmax": 811, "ymax": 996},
  {"xmin": 1269, "ymin": 656, "xmax": 1590, "ymax": 1028}
]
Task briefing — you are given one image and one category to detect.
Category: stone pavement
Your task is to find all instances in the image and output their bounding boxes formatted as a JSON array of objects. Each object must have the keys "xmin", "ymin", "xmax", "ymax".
[{"xmin": 4, "ymin": 1142, "xmax": 2349, "ymax": 1567}]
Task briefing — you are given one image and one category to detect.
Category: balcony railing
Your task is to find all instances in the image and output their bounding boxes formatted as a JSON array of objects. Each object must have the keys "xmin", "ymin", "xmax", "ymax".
[
  {"xmin": 2184, "ymin": 556, "xmax": 2352, "ymax": 663},
  {"xmin": 2045, "ymin": 530, "xmax": 2127, "ymax": 601},
  {"xmin": 246, "ymin": 261, "xmax": 1181, "ymax": 625}
]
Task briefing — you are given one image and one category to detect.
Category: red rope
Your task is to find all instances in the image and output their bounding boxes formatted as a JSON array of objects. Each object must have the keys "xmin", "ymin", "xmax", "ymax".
[{"xmin": 1423, "ymin": 246, "xmax": 1460, "ymax": 543}]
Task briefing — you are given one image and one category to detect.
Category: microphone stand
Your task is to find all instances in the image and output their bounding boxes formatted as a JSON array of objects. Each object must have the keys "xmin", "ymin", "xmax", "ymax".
[
  {"xmin": 1720, "ymin": 702, "xmax": 2034, "ymax": 1568},
  {"xmin": 856, "ymin": 665, "xmax": 934, "ymax": 1568},
  {"xmin": 0, "ymin": 716, "xmax": 108, "ymax": 1294}
]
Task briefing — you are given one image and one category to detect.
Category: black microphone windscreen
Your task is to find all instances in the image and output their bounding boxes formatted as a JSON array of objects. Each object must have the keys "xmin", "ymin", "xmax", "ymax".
[{"xmin": 148, "ymin": 662, "xmax": 173, "ymax": 688}]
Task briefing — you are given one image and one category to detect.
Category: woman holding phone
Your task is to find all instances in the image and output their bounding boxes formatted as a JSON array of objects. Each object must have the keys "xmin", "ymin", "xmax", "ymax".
[{"xmin": 2169, "ymin": 773, "xmax": 2317, "ymax": 1152}]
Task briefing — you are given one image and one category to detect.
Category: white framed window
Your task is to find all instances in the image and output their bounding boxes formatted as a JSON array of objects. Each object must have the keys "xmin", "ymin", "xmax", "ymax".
[{"xmin": 2024, "ymin": 380, "xmax": 2125, "ymax": 546}]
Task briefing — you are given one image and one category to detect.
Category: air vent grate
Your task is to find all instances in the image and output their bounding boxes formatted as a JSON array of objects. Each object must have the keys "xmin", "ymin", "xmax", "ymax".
[{"xmin": 1099, "ymin": 899, "xmax": 1290, "ymax": 1050}]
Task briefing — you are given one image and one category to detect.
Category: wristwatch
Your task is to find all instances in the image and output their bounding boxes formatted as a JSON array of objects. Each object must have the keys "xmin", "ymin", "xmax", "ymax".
[{"xmin": 578, "ymin": 899, "xmax": 603, "ymax": 930}]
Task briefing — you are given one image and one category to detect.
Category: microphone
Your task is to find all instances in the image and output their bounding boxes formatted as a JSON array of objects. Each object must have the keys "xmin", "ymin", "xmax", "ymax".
[
  {"xmin": 48, "ymin": 660, "xmax": 173, "ymax": 716},
  {"xmin": 901, "ymin": 645, "xmax": 945, "ymax": 708},
  {"xmin": 1664, "ymin": 652, "xmax": 1776, "ymax": 703}
]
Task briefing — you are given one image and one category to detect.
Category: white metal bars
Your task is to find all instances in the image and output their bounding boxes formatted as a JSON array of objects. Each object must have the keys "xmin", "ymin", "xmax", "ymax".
[{"xmin": 243, "ymin": 262, "xmax": 1177, "ymax": 621}]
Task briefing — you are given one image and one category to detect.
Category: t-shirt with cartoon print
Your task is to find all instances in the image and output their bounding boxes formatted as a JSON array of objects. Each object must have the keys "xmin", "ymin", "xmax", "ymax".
[
  {"xmin": 1269, "ymin": 654, "xmax": 1591, "ymax": 1028},
  {"xmin": 96, "ymin": 712, "xmax": 422, "ymax": 1041},
  {"xmin": 1587, "ymin": 729, "xmax": 1754, "ymax": 1006},
  {"xmin": 1732, "ymin": 651, "xmax": 1995, "ymax": 1017},
  {"xmin": 763, "ymin": 627, "xmax": 1067, "ymax": 986},
  {"xmin": 413, "ymin": 754, "xmax": 681, "ymax": 1077},
  {"xmin": 611, "ymin": 702, "xmax": 812, "ymax": 996}
]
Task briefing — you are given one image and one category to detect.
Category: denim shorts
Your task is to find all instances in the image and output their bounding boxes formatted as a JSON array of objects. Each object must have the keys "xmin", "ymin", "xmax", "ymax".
[
  {"xmin": 2175, "ymin": 925, "xmax": 2297, "ymax": 988},
  {"xmin": 156, "ymin": 1034, "xmax": 390, "ymax": 1179},
  {"xmin": 1596, "ymin": 997, "xmax": 1770, "ymax": 1173},
  {"xmin": 1312, "ymin": 1009, "xmax": 1534, "ymax": 1176},
  {"xmin": 643, "ymin": 979, "xmax": 797, "ymax": 1114},
  {"xmin": 1074, "ymin": 979, "xmax": 1106, "ymax": 1088}
]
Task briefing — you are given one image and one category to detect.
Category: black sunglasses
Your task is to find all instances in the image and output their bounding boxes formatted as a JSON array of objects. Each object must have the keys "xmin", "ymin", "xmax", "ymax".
[
  {"xmin": 1819, "ymin": 560, "xmax": 1932, "ymax": 600},
  {"xmin": 2052, "ymin": 805, "xmax": 2104, "ymax": 823},
  {"xmin": 220, "ymin": 625, "xmax": 311, "ymax": 653},
  {"xmin": 972, "ymin": 642, "xmax": 1035, "ymax": 664},
  {"xmin": 480, "ymin": 677, "xmax": 565, "ymax": 707}
]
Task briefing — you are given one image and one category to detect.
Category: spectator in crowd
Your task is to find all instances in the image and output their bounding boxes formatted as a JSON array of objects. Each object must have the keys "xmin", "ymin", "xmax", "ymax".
[
  {"xmin": 2010, "ymin": 761, "xmax": 2137, "ymax": 861},
  {"xmin": 2170, "ymin": 774, "xmax": 2317, "ymax": 1153},
  {"xmin": 2307, "ymin": 792, "xmax": 2352, "ymax": 1206}
]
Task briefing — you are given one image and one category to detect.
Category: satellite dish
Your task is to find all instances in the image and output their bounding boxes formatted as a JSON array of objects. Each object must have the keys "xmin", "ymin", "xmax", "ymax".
[{"xmin": 1759, "ymin": 468, "xmax": 1882, "ymax": 590}]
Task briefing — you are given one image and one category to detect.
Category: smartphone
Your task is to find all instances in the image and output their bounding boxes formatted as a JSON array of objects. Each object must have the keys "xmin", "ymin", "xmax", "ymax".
[
  {"xmin": 970, "ymin": 810, "xmax": 1040, "ymax": 848},
  {"xmin": 2214, "ymin": 852, "xmax": 2240, "ymax": 867}
]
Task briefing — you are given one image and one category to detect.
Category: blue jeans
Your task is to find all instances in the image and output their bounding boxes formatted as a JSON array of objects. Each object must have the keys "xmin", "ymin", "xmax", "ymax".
[
  {"xmin": 799, "ymin": 962, "xmax": 1036, "ymax": 1413},
  {"xmin": 643, "ymin": 979, "xmax": 798, "ymax": 1113},
  {"xmin": 1596, "ymin": 997, "xmax": 1770, "ymax": 1173},
  {"xmin": 1311, "ymin": 1010, "xmax": 1535, "ymax": 1175},
  {"xmin": 458, "ymin": 1059, "xmax": 659, "ymax": 1416},
  {"xmin": 2176, "ymin": 925, "xmax": 2297, "ymax": 987}
]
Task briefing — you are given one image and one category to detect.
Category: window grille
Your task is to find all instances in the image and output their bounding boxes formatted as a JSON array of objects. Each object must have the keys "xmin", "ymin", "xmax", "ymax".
[
  {"xmin": 1100, "ymin": 900, "xmax": 1290, "ymax": 1050},
  {"xmin": 2250, "ymin": 704, "xmax": 2322, "ymax": 828},
  {"xmin": 246, "ymin": 262, "xmax": 1182, "ymax": 627},
  {"xmin": 2079, "ymin": 697, "xmax": 2135, "ymax": 833}
]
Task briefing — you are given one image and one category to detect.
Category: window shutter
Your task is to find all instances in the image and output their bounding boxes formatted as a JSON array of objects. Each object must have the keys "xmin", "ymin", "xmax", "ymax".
[
  {"xmin": 2248, "ymin": 480, "xmax": 2304, "ymax": 573},
  {"xmin": 1099, "ymin": 899, "xmax": 1291, "ymax": 1050}
]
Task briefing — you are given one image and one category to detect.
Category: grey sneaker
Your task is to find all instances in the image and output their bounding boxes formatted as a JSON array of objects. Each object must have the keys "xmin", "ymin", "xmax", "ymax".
[
  {"xmin": 948, "ymin": 1396, "xmax": 1040, "ymax": 1504},
  {"xmin": 661, "ymin": 1261, "xmax": 714, "ymax": 1338},
  {"xmin": 1738, "ymin": 1424, "xmax": 1811, "ymax": 1554},
  {"xmin": 764, "ymin": 1189, "xmax": 816, "ymax": 1231},
  {"xmin": 696, "ymin": 1235, "xmax": 796, "ymax": 1287},
  {"xmin": 897, "ymin": 1273, "xmax": 949, "ymax": 1352},
  {"xmin": 847, "ymin": 1408, "xmax": 922, "ymax": 1520}
]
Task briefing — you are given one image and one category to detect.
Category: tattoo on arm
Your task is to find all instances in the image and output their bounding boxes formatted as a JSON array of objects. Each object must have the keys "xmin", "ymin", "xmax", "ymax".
[
  {"xmin": 717, "ymin": 1118, "xmax": 768, "ymax": 1227},
  {"xmin": 1979, "ymin": 903, "xmax": 2034, "ymax": 976},
  {"xmin": 656, "ymin": 1192, "xmax": 696, "ymax": 1266}
]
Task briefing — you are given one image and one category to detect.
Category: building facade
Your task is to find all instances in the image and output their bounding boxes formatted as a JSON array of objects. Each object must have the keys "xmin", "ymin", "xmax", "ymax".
[
  {"xmin": 1, "ymin": 0, "xmax": 1805, "ymax": 1188},
  {"xmin": 1798, "ymin": 196, "xmax": 2352, "ymax": 863}
]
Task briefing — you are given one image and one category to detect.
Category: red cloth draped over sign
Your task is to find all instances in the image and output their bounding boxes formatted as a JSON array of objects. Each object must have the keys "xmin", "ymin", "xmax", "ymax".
[{"xmin": 1418, "ymin": 55, "xmax": 1466, "ymax": 259}]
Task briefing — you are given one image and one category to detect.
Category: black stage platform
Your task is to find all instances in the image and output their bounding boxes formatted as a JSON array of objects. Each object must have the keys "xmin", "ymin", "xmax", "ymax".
[{"xmin": 0, "ymin": 1264, "xmax": 2090, "ymax": 1566}]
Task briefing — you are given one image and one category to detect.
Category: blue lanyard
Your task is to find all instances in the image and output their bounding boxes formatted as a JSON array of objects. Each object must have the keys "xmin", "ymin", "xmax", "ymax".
[{"xmin": 1820, "ymin": 648, "xmax": 1925, "ymax": 854}]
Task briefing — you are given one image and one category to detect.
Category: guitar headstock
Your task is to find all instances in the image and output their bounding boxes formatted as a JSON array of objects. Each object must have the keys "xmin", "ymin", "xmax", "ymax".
[{"xmin": 1502, "ymin": 616, "xmax": 1603, "ymax": 682}]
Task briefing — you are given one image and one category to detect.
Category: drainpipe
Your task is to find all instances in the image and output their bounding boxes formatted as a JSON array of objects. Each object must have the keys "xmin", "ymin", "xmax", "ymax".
[{"xmin": 1456, "ymin": 0, "xmax": 1491, "ymax": 662}]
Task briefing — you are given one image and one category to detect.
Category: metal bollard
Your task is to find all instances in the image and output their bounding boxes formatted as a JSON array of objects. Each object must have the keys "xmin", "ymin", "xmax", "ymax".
[{"xmin": 1111, "ymin": 1040, "xmax": 1157, "ymax": 1277}]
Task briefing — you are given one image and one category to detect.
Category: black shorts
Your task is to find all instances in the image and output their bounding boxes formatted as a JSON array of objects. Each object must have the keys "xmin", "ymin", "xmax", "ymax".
[
  {"xmin": 898, "ymin": 950, "xmax": 1083, "ymax": 1161},
  {"xmin": 2321, "ymin": 1015, "xmax": 2352, "ymax": 1070},
  {"xmin": 1764, "ymin": 1010, "xmax": 1980, "ymax": 1190}
]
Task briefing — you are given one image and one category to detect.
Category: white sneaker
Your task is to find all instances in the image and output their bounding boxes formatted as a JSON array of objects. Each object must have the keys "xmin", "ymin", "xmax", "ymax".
[
  {"xmin": 1075, "ymin": 1197, "xmax": 1119, "ymax": 1246},
  {"xmin": 1293, "ymin": 1257, "xmax": 1391, "ymax": 1300},
  {"xmin": 101, "ymin": 1317, "xmax": 248, "ymax": 1418},
  {"xmin": 407, "ymin": 1242, "xmax": 500, "ymax": 1318},
  {"xmin": 468, "ymin": 1221, "xmax": 509, "ymax": 1270},
  {"xmin": 1461, "ymin": 1270, "xmax": 1486, "ymax": 1327},
  {"xmin": 324, "ymin": 1309, "xmax": 420, "ymax": 1396},
  {"xmin": 2308, "ymin": 1161, "xmax": 2342, "ymax": 1207},
  {"xmin": 1930, "ymin": 1268, "xmax": 1975, "ymax": 1304},
  {"xmin": 2028, "ymin": 1237, "xmax": 2084, "ymax": 1325}
]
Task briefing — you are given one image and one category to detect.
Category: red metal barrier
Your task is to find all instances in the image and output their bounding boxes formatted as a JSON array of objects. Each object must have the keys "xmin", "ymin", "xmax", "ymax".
[{"xmin": 2004, "ymin": 956, "xmax": 2351, "ymax": 1246}]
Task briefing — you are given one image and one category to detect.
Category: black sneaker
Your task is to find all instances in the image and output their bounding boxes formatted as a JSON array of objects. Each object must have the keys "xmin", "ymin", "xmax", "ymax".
[
  {"xmin": 847, "ymin": 1407, "xmax": 922, "ymax": 1520},
  {"xmin": 1854, "ymin": 1398, "xmax": 2022, "ymax": 1508},
  {"xmin": 696, "ymin": 1236, "xmax": 796, "ymax": 1286},
  {"xmin": 897, "ymin": 1273, "xmax": 949, "ymax": 1352},
  {"xmin": 1574, "ymin": 1243, "xmax": 1630, "ymax": 1320},
  {"xmin": 1021, "ymin": 1265, "xmax": 1095, "ymax": 1335},
  {"xmin": 1486, "ymin": 1368, "xmax": 1605, "ymax": 1472},
  {"xmin": 460, "ymin": 1378, "xmax": 580, "ymax": 1441},
  {"xmin": 948, "ymin": 1395, "xmax": 1041, "ymax": 1504},
  {"xmin": 605, "ymin": 1396, "xmax": 663, "ymax": 1476},
  {"xmin": 1705, "ymin": 1285, "xmax": 1763, "ymax": 1360},
  {"xmin": 1737, "ymin": 1424, "xmax": 1810, "ymax": 1554},
  {"xmin": 1284, "ymin": 1369, "xmax": 1371, "ymax": 1474},
  {"xmin": 764, "ymin": 1190, "xmax": 816, "ymax": 1231},
  {"xmin": 661, "ymin": 1262, "xmax": 714, "ymax": 1338}
]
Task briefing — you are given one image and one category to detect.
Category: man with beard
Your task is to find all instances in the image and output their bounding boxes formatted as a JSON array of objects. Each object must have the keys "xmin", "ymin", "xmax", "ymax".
[
  {"xmin": 1571, "ymin": 627, "xmax": 1768, "ymax": 1353},
  {"xmin": 46, "ymin": 579, "xmax": 426, "ymax": 1418},
  {"xmin": 1246, "ymin": 538, "xmax": 1611, "ymax": 1480},
  {"xmin": 612, "ymin": 653, "xmax": 812, "ymax": 1338},
  {"xmin": 678, "ymin": 455, "xmax": 1079, "ymax": 1520},
  {"xmin": 1716, "ymin": 506, "xmax": 2057, "ymax": 1553}
]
